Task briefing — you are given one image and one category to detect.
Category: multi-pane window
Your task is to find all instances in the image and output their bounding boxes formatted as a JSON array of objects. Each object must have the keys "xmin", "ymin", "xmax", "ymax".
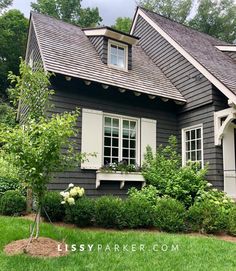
[
  {"xmin": 108, "ymin": 41, "xmax": 127, "ymax": 70},
  {"xmin": 182, "ymin": 125, "xmax": 203, "ymax": 167},
  {"xmin": 103, "ymin": 116, "xmax": 138, "ymax": 165}
]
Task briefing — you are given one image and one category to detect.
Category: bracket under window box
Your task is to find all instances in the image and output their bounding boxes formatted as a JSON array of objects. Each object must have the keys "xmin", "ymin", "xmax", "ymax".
[{"xmin": 96, "ymin": 171, "xmax": 146, "ymax": 189}]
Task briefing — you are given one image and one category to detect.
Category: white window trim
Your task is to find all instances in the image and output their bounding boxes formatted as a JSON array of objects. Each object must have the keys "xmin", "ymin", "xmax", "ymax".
[
  {"xmin": 107, "ymin": 39, "xmax": 128, "ymax": 71},
  {"xmin": 182, "ymin": 124, "xmax": 204, "ymax": 167},
  {"xmin": 102, "ymin": 112, "xmax": 141, "ymax": 166}
]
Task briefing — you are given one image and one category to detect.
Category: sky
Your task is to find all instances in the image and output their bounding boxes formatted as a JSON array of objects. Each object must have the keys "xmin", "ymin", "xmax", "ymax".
[{"xmin": 11, "ymin": 0, "xmax": 137, "ymax": 25}]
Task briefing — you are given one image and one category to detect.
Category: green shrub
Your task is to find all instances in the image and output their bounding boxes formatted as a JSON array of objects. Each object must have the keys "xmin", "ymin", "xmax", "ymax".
[
  {"xmin": 187, "ymin": 200, "xmax": 227, "ymax": 233},
  {"xmin": 196, "ymin": 188, "xmax": 235, "ymax": 213},
  {"xmin": 154, "ymin": 197, "xmax": 185, "ymax": 232},
  {"xmin": 0, "ymin": 177, "xmax": 22, "ymax": 197},
  {"xmin": 128, "ymin": 185, "xmax": 159, "ymax": 206},
  {"xmin": 142, "ymin": 136, "xmax": 181, "ymax": 190},
  {"xmin": 42, "ymin": 192, "xmax": 65, "ymax": 222},
  {"xmin": 228, "ymin": 206, "xmax": 236, "ymax": 236},
  {"xmin": 65, "ymin": 197, "xmax": 95, "ymax": 227},
  {"xmin": 95, "ymin": 196, "xmax": 125, "ymax": 229},
  {"xmin": 0, "ymin": 190, "xmax": 26, "ymax": 216},
  {"xmin": 0, "ymin": 154, "xmax": 20, "ymax": 180},
  {"xmin": 142, "ymin": 136, "xmax": 208, "ymax": 207},
  {"xmin": 123, "ymin": 197, "xmax": 155, "ymax": 228}
]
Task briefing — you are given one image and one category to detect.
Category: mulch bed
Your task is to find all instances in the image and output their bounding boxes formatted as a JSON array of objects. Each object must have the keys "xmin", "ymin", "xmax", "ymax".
[{"xmin": 4, "ymin": 237, "xmax": 68, "ymax": 258}]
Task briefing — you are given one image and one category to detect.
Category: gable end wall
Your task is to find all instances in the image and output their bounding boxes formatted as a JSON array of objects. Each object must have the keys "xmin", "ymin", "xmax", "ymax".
[
  {"xmin": 133, "ymin": 15, "xmax": 213, "ymax": 112},
  {"xmin": 133, "ymin": 15, "xmax": 227, "ymax": 189}
]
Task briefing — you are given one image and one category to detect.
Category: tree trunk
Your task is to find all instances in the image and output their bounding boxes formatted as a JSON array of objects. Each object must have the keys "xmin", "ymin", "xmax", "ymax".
[
  {"xmin": 26, "ymin": 188, "xmax": 33, "ymax": 213},
  {"xmin": 35, "ymin": 205, "xmax": 41, "ymax": 239}
]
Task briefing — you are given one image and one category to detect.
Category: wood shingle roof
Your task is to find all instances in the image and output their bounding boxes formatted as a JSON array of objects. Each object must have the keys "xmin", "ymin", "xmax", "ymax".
[
  {"xmin": 140, "ymin": 8, "xmax": 236, "ymax": 97},
  {"xmin": 31, "ymin": 12, "xmax": 186, "ymax": 102}
]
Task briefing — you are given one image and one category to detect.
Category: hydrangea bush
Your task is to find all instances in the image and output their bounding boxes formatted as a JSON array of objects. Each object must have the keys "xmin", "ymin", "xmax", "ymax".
[
  {"xmin": 196, "ymin": 188, "xmax": 235, "ymax": 213},
  {"xmin": 60, "ymin": 183, "xmax": 85, "ymax": 205}
]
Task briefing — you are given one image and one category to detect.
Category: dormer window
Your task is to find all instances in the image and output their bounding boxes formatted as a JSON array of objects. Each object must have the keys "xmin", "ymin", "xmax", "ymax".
[
  {"xmin": 108, "ymin": 40, "xmax": 128, "ymax": 70},
  {"xmin": 83, "ymin": 27, "xmax": 139, "ymax": 71}
]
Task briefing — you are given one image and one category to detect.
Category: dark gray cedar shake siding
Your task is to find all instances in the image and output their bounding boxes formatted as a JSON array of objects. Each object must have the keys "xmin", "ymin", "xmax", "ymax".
[
  {"xmin": 20, "ymin": 26, "xmax": 43, "ymax": 123},
  {"xmin": 88, "ymin": 36, "xmax": 133, "ymax": 70},
  {"xmin": 133, "ymin": 15, "xmax": 228, "ymax": 189},
  {"xmin": 48, "ymin": 77, "xmax": 178, "ymax": 197}
]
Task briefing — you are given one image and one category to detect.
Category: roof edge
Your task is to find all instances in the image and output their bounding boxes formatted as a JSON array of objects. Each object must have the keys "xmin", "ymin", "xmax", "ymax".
[
  {"xmin": 131, "ymin": 7, "xmax": 236, "ymax": 105},
  {"xmin": 83, "ymin": 27, "xmax": 139, "ymax": 45}
]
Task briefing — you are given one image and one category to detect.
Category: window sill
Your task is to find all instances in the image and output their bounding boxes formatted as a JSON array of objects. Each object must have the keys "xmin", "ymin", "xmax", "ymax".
[{"xmin": 96, "ymin": 171, "xmax": 146, "ymax": 189}]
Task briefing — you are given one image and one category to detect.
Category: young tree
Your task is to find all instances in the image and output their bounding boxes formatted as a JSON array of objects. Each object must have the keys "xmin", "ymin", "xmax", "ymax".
[
  {"xmin": 31, "ymin": 0, "xmax": 102, "ymax": 27},
  {"xmin": 137, "ymin": 0, "xmax": 193, "ymax": 23},
  {"xmin": 0, "ymin": 10, "xmax": 28, "ymax": 97},
  {"xmin": 112, "ymin": 17, "xmax": 133, "ymax": 34},
  {"xmin": 189, "ymin": 0, "xmax": 236, "ymax": 43},
  {"xmin": 0, "ymin": 60, "xmax": 84, "ymax": 240}
]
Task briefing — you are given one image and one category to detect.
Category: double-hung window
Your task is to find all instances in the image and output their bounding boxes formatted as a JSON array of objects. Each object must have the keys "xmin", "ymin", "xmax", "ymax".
[
  {"xmin": 108, "ymin": 40, "xmax": 128, "ymax": 70},
  {"xmin": 182, "ymin": 124, "xmax": 203, "ymax": 167},
  {"xmin": 103, "ymin": 115, "xmax": 138, "ymax": 165}
]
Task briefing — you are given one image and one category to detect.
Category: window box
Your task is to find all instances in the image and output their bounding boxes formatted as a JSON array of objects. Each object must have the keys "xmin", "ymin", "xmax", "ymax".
[{"xmin": 96, "ymin": 170, "xmax": 146, "ymax": 189}]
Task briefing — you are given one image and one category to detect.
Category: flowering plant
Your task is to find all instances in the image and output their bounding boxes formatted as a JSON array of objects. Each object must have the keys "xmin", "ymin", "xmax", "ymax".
[
  {"xmin": 100, "ymin": 160, "xmax": 141, "ymax": 173},
  {"xmin": 60, "ymin": 183, "xmax": 85, "ymax": 205},
  {"xmin": 196, "ymin": 188, "xmax": 235, "ymax": 213}
]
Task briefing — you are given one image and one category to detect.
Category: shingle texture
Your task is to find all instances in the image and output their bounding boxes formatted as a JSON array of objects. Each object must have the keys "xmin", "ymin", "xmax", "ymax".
[
  {"xmin": 141, "ymin": 8, "xmax": 236, "ymax": 95},
  {"xmin": 31, "ymin": 12, "xmax": 185, "ymax": 102}
]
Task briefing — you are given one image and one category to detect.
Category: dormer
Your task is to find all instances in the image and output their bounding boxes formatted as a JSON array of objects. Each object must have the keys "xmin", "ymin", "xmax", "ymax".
[{"xmin": 83, "ymin": 27, "xmax": 139, "ymax": 71}]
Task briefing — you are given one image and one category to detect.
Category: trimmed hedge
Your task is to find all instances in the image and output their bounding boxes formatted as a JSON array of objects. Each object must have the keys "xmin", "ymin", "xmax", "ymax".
[
  {"xmin": 154, "ymin": 197, "xmax": 185, "ymax": 232},
  {"xmin": 42, "ymin": 192, "xmax": 65, "ymax": 222},
  {"xmin": 123, "ymin": 197, "xmax": 155, "ymax": 228},
  {"xmin": 228, "ymin": 207, "xmax": 236, "ymax": 236},
  {"xmin": 0, "ymin": 190, "xmax": 26, "ymax": 216},
  {"xmin": 65, "ymin": 197, "xmax": 95, "ymax": 227},
  {"xmin": 95, "ymin": 196, "xmax": 125, "ymax": 229},
  {"xmin": 187, "ymin": 200, "xmax": 227, "ymax": 234}
]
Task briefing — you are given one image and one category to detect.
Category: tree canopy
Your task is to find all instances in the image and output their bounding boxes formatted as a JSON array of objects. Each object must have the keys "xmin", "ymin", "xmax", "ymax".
[
  {"xmin": 0, "ymin": 0, "xmax": 12, "ymax": 12},
  {"xmin": 189, "ymin": 0, "xmax": 236, "ymax": 43},
  {"xmin": 137, "ymin": 0, "xmax": 236, "ymax": 43},
  {"xmin": 31, "ymin": 0, "xmax": 102, "ymax": 27},
  {"xmin": 0, "ymin": 9, "xmax": 28, "ymax": 98},
  {"xmin": 112, "ymin": 17, "xmax": 133, "ymax": 34},
  {"xmin": 137, "ymin": 0, "xmax": 193, "ymax": 23}
]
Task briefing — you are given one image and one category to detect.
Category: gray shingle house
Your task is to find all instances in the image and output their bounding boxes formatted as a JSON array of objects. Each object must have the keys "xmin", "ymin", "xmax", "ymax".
[{"xmin": 23, "ymin": 7, "xmax": 236, "ymax": 198}]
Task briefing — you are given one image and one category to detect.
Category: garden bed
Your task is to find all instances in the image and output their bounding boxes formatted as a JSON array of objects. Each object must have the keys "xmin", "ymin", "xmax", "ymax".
[{"xmin": 4, "ymin": 237, "xmax": 67, "ymax": 258}]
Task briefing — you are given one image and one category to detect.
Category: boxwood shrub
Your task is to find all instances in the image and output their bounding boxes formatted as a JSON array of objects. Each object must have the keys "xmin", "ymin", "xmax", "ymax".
[
  {"xmin": 65, "ymin": 197, "xmax": 95, "ymax": 227},
  {"xmin": 41, "ymin": 191, "xmax": 65, "ymax": 222},
  {"xmin": 187, "ymin": 200, "xmax": 227, "ymax": 234},
  {"xmin": 154, "ymin": 197, "xmax": 185, "ymax": 232},
  {"xmin": 123, "ymin": 197, "xmax": 155, "ymax": 228},
  {"xmin": 95, "ymin": 196, "xmax": 125, "ymax": 229},
  {"xmin": 0, "ymin": 190, "xmax": 26, "ymax": 216},
  {"xmin": 227, "ymin": 206, "xmax": 236, "ymax": 236}
]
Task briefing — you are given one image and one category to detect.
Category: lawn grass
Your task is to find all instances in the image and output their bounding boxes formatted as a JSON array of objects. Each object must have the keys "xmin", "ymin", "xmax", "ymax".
[{"xmin": 0, "ymin": 216, "xmax": 236, "ymax": 271}]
